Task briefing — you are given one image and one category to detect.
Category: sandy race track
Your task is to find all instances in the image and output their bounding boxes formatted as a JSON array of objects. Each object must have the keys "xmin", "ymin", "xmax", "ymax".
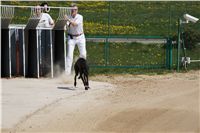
[{"xmin": 1, "ymin": 71, "xmax": 200, "ymax": 133}]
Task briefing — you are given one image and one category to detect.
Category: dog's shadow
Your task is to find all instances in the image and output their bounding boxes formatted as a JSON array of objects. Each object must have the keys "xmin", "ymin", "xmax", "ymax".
[{"xmin": 57, "ymin": 87, "xmax": 76, "ymax": 91}]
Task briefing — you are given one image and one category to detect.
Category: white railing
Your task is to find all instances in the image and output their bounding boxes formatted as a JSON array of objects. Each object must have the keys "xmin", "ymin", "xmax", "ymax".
[
  {"xmin": 0, "ymin": 5, "xmax": 74, "ymax": 9},
  {"xmin": 1, "ymin": 5, "xmax": 72, "ymax": 29},
  {"xmin": 1, "ymin": 6, "xmax": 15, "ymax": 18}
]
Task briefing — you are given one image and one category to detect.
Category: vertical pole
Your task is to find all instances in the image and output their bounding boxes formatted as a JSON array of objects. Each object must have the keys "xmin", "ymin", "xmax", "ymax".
[
  {"xmin": 9, "ymin": 28, "xmax": 12, "ymax": 78},
  {"xmin": 105, "ymin": 38, "xmax": 108, "ymax": 66},
  {"xmin": 39, "ymin": 30, "xmax": 42, "ymax": 69},
  {"xmin": 168, "ymin": 3, "xmax": 172, "ymax": 37},
  {"xmin": 50, "ymin": 30, "xmax": 53, "ymax": 78},
  {"xmin": 169, "ymin": 38, "xmax": 173, "ymax": 70},
  {"xmin": 106, "ymin": 1, "xmax": 111, "ymax": 66},
  {"xmin": 108, "ymin": 2, "xmax": 111, "ymax": 37},
  {"xmin": 104, "ymin": 39, "xmax": 107, "ymax": 65},
  {"xmin": 23, "ymin": 27, "xmax": 26, "ymax": 77},
  {"xmin": 64, "ymin": 31, "xmax": 67, "ymax": 71},
  {"xmin": 167, "ymin": 3, "xmax": 172, "ymax": 70},
  {"xmin": 177, "ymin": 18, "xmax": 181, "ymax": 71},
  {"xmin": 36, "ymin": 29, "xmax": 40, "ymax": 78},
  {"xmin": 182, "ymin": 28, "xmax": 187, "ymax": 57},
  {"xmin": 16, "ymin": 29, "xmax": 20, "ymax": 75},
  {"xmin": 166, "ymin": 38, "xmax": 169, "ymax": 69}
]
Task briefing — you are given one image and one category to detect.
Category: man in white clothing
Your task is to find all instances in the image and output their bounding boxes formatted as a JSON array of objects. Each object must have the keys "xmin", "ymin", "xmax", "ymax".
[
  {"xmin": 64, "ymin": 3, "xmax": 86, "ymax": 75},
  {"xmin": 35, "ymin": 5, "xmax": 54, "ymax": 28}
]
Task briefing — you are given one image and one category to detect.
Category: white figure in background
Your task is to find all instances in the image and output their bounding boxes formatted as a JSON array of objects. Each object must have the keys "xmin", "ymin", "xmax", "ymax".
[
  {"xmin": 35, "ymin": 4, "xmax": 54, "ymax": 28},
  {"xmin": 64, "ymin": 3, "xmax": 87, "ymax": 75},
  {"xmin": 34, "ymin": 4, "xmax": 54, "ymax": 70}
]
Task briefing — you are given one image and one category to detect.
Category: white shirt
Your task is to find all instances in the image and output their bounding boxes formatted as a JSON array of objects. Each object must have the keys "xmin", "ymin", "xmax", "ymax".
[
  {"xmin": 67, "ymin": 14, "xmax": 84, "ymax": 35},
  {"xmin": 37, "ymin": 13, "xmax": 54, "ymax": 28}
]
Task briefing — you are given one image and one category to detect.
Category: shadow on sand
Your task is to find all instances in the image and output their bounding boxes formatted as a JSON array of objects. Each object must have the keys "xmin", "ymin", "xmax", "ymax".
[{"xmin": 57, "ymin": 87, "xmax": 76, "ymax": 91}]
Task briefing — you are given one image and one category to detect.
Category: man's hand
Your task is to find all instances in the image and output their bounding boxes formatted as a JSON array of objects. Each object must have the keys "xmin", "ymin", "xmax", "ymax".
[
  {"xmin": 64, "ymin": 15, "xmax": 70, "ymax": 21},
  {"xmin": 64, "ymin": 15, "xmax": 78, "ymax": 27}
]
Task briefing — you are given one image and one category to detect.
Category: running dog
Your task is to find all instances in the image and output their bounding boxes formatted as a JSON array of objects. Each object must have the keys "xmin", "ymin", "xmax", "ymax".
[{"xmin": 74, "ymin": 58, "xmax": 89, "ymax": 90}]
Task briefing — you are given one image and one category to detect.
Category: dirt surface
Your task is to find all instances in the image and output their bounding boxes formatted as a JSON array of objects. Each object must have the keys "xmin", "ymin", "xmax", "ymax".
[{"xmin": 1, "ymin": 71, "xmax": 200, "ymax": 133}]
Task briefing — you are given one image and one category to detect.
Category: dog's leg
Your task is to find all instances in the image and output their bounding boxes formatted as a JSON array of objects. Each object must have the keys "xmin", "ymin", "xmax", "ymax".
[
  {"xmin": 74, "ymin": 75, "xmax": 77, "ymax": 87},
  {"xmin": 86, "ymin": 74, "xmax": 89, "ymax": 89},
  {"xmin": 83, "ymin": 70, "xmax": 89, "ymax": 89},
  {"xmin": 80, "ymin": 74, "xmax": 88, "ymax": 90},
  {"xmin": 83, "ymin": 73, "xmax": 89, "ymax": 90},
  {"xmin": 74, "ymin": 72, "xmax": 78, "ymax": 87}
]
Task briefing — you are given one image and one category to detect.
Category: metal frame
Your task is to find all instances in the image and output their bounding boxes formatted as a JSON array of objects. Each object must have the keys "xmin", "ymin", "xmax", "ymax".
[
  {"xmin": 86, "ymin": 36, "xmax": 170, "ymax": 69},
  {"xmin": 9, "ymin": 28, "xmax": 12, "ymax": 78},
  {"xmin": 36, "ymin": 29, "xmax": 40, "ymax": 78},
  {"xmin": 89, "ymin": 65, "xmax": 166, "ymax": 69},
  {"xmin": 1, "ymin": 6, "xmax": 14, "ymax": 77},
  {"xmin": 23, "ymin": 28, "xmax": 25, "ymax": 76},
  {"xmin": 190, "ymin": 60, "xmax": 200, "ymax": 63},
  {"xmin": 8, "ymin": 24, "xmax": 26, "ymax": 77},
  {"xmin": 1, "ymin": 4, "xmax": 71, "ymax": 78},
  {"xmin": 0, "ymin": 5, "xmax": 74, "ymax": 10},
  {"xmin": 86, "ymin": 35, "xmax": 167, "ymax": 39},
  {"xmin": 177, "ymin": 18, "xmax": 200, "ymax": 71},
  {"xmin": 177, "ymin": 18, "xmax": 181, "ymax": 71},
  {"xmin": 35, "ymin": 27, "xmax": 54, "ymax": 78},
  {"xmin": 50, "ymin": 30, "xmax": 53, "ymax": 78}
]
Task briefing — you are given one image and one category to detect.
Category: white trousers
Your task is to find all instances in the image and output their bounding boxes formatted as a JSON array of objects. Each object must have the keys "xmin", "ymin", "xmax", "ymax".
[{"xmin": 65, "ymin": 34, "xmax": 86, "ymax": 75}]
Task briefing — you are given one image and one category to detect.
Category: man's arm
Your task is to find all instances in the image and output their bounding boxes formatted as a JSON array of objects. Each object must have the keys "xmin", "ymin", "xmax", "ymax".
[
  {"xmin": 68, "ymin": 19, "xmax": 78, "ymax": 27},
  {"xmin": 64, "ymin": 15, "xmax": 82, "ymax": 27},
  {"xmin": 47, "ymin": 14, "xmax": 55, "ymax": 27}
]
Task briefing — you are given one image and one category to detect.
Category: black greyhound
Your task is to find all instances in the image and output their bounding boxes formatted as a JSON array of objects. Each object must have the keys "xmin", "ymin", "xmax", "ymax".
[{"xmin": 74, "ymin": 58, "xmax": 89, "ymax": 90}]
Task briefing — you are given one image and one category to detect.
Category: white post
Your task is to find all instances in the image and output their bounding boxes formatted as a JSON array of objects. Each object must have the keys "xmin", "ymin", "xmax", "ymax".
[
  {"xmin": 9, "ymin": 29, "xmax": 12, "ymax": 78},
  {"xmin": 36, "ymin": 29, "xmax": 40, "ymax": 78},
  {"xmin": 39, "ymin": 30, "xmax": 42, "ymax": 65},
  {"xmin": 64, "ymin": 31, "xmax": 67, "ymax": 71},
  {"xmin": 190, "ymin": 60, "xmax": 200, "ymax": 63},
  {"xmin": 0, "ymin": 5, "xmax": 74, "ymax": 10},
  {"xmin": 23, "ymin": 27, "xmax": 26, "ymax": 77},
  {"xmin": 50, "ymin": 30, "xmax": 53, "ymax": 78}
]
